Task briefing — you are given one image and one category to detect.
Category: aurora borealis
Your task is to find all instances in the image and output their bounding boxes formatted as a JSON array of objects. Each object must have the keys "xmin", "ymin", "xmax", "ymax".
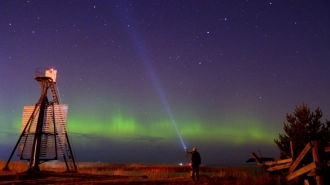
[{"xmin": 1, "ymin": 1, "xmax": 330, "ymax": 165}]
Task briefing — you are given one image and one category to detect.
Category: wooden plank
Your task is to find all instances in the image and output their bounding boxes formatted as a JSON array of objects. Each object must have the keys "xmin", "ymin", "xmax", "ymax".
[
  {"xmin": 304, "ymin": 179, "xmax": 310, "ymax": 185},
  {"xmin": 267, "ymin": 163, "xmax": 292, "ymax": 172},
  {"xmin": 290, "ymin": 141, "xmax": 295, "ymax": 160},
  {"xmin": 307, "ymin": 169, "xmax": 316, "ymax": 176},
  {"xmin": 264, "ymin": 158, "xmax": 293, "ymax": 166},
  {"xmin": 286, "ymin": 142, "xmax": 311, "ymax": 175},
  {"xmin": 311, "ymin": 141, "xmax": 324, "ymax": 185},
  {"xmin": 315, "ymin": 176, "xmax": 324, "ymax": 185},
  {"xmin": 286, "ymin": 162, "xmax": 316, "ymax": 181},
  {"xmin": 251, "ymin": 152, "xmax": 263, "ymax": 166},
  {"xmin": 312, "ymin": 140, "xmax": 323, "ymax": 169}
]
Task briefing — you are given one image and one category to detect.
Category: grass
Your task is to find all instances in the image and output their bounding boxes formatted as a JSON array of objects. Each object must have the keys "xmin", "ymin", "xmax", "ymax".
[{"xmin": 0, "ymin": 161, "xmax": 281, "ymax": 184}]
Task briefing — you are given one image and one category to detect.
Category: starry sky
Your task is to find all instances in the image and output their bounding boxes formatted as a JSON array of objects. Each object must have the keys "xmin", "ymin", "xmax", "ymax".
[{"xmin": 0, "ymin": 1, "xmax": 330, "ymax": 165}]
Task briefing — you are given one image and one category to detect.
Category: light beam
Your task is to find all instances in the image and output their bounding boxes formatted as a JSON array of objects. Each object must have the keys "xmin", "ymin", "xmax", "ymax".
[{"xmin": 117, "ymin": 3, "xmax": 187, "ymax": 149}]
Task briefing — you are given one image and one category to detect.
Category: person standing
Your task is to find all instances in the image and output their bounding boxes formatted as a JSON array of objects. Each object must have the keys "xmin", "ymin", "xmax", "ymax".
[{"xmin": 185, "ymin": 147, "xmax": 201, "ymax": 180}]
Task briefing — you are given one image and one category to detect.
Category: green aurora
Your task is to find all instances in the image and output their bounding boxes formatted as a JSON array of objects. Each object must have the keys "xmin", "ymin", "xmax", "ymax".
[
  {"xmin": 66, "ymin": 112, "xmax": 277, "ymax": 146},
  {"xmin": 0, "ymin": 103, "xmax": 279, "ymax": 148}
]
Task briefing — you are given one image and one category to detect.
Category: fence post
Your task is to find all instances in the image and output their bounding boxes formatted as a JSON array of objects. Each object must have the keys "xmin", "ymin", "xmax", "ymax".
[
  {"xmin": 311, "ymin": 140, "xmax": 324, "ymax": 185},
  {"xmin": 290, "ymin": 141, "xmax": 295, "ymax": 161}
]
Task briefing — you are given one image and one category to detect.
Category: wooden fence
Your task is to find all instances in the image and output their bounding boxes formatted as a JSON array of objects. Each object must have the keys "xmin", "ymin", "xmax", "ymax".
[{"xmin": 251, "ymin": 140, "xmax": 329, "ymax": 185}]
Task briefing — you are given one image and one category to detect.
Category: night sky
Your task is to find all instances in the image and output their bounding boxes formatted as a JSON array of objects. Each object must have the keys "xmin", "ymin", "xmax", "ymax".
[{"xmin": 1, "ymin": 1, "xmax": 330, "ymax": 165}]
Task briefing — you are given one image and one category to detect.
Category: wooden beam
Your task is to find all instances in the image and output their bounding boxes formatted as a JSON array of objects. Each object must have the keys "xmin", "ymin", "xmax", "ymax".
[
  {"xmin": 304, "ymin": 179, "xmax": 310, "ymax": 185},
  {"xmin": 267, "ymin": 163, "xmax": 292, "ymax": 172},
  {"xmin": 290, "ymin": 141, "xmax": 295, "ymax": 160},
  {"xmin": 286, "ymin": 162, "xmax": 316, "ymax": 181},
  {"xmin": 264, "ymin": 158, "xmax": 293, "ymax": 166},
  {"xmin": 307, "ymin": 169, "xmax": 316, "ymax": 176},
  {"xmin": 286, "ymin": 142, "xmax": 311, "ymax": 175},
  {"xmin": 251, "ymin": 152, "xmax": 263, "ymax": 166},
  {"xmin": 324, "ymin": 146, "xmax": 330, "ymax": 153},
  {"xmin": 311, "ymin": 140, "xmax": 324, "ymax": 185}
]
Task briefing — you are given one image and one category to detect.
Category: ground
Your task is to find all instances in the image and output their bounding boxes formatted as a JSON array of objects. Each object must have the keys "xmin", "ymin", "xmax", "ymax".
[{"xmin": 0, "ymin": 171, "xmax": 264, "ymax": 185}]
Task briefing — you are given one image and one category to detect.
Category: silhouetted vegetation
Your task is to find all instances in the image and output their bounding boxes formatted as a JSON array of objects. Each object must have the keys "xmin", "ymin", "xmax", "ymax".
[{"xmin": 274, "ymin": 103, "xmax": 330, "ymax": 159}]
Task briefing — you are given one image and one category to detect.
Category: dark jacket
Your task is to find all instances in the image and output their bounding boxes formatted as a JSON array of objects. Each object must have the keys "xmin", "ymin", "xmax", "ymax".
[{"xmin": 186, "ymin": 151, "xmax": 201, "ymax": 168}]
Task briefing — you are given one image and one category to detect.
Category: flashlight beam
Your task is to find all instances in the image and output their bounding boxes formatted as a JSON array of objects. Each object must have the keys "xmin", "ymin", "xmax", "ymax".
[{"xmin": 117, "ymin": 2, "xmax": 187, "ymax": 149}]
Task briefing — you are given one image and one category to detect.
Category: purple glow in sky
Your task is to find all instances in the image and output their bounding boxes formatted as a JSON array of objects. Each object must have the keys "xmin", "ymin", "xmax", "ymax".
[{"xmin": 0, "ymin": 1, "xmax": 329, "ymax": 165}]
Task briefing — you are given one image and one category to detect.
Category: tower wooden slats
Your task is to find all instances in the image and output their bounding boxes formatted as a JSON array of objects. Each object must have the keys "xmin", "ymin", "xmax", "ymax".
[
  {"xmin": 2, "ymin": 68, "xmax": 77, "ymax": 173},
  {"xmin": 18, "ymin": 105, "xmax": 68, "ymax": 158}
]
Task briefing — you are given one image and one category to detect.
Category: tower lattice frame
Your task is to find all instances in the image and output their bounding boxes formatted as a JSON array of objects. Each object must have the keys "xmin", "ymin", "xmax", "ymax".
[{"xmin": 3, "ymin": 68, "xmax": 77, "ymax": 172}]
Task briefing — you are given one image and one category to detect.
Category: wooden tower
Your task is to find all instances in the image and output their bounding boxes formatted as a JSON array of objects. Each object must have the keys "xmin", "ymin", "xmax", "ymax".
[{"xmin": 3, "ymin": 68, "xmax": 77, "ymax": 172}]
